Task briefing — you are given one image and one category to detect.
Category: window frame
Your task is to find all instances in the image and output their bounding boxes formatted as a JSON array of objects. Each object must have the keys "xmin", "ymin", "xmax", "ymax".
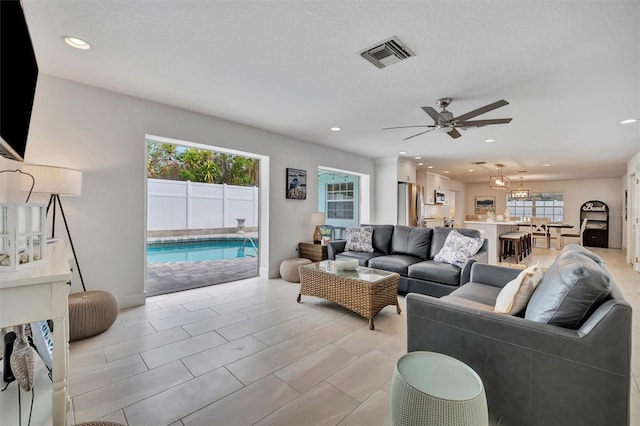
[
  {"xmin": 507, "ymin": 191, "xmax": 564, "ymax": 222},
  {"xmin": 326, "ymin": 182, "xmax": 354, "ymax": 220}
]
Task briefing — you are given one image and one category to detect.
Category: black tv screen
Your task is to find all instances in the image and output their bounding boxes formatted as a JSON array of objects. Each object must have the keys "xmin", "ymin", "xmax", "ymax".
[{"xmin": 0, "ymin": 0, "xmax": 39, "ymax": 162}]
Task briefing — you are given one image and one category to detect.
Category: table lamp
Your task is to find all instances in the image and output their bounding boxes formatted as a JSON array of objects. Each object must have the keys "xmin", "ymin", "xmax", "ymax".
[
  {"xmin": 20, "ymin": 164, "xmax": 86, "ymax": 290},
  {"xmin": 310, "ymin": 212, "xmax": 325, "ymax": 244}
]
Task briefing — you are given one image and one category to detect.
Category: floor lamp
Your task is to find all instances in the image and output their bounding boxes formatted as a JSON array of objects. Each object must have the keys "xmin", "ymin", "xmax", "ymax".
[{"xmin": 21, "ymin": 164, "xmax": 86, "ymax": 291}]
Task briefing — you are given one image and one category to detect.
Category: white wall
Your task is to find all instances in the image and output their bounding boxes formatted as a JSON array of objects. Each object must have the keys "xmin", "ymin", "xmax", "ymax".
[
  {"xmin": 373, "ymin": 157, "xmax": 398, "ymax": 224},
  {"xmin": 8, "ymin": 75, "xmax": 374, "ymax": 308},
  {"xmin": 465, "ymin": 178, "xmax": 625, "ymax": 248}
]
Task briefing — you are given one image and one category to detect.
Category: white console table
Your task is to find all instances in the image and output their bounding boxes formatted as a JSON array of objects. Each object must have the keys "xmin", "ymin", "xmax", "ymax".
[{"xmin": 0, "ymin": 241, "xmax": 72, "ymax": 426}]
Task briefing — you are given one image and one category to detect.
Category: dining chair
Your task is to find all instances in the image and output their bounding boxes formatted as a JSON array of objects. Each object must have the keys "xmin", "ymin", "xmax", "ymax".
[
  {"xmin": 529, "ymin": 217, "xmax": 550, "ymax": 248},
  {"xmin": 560, "ymin": 218, "xmax": 589, "ymax": 247}
]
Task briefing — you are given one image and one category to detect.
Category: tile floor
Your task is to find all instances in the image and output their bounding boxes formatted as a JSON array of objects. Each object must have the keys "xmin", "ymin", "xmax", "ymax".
[{"xmin": 1, "ymin": 247, "xmax": 639, "ymax": 425}]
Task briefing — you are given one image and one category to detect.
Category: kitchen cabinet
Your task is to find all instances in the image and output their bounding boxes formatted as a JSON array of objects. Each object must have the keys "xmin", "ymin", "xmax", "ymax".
[
  {"xmin": 425, "ymin": 172, "xmax": 449, "ymax": 204},
  {"xmin": 397, "ymin": 161, "xmax": 416, "ymax": 183}
]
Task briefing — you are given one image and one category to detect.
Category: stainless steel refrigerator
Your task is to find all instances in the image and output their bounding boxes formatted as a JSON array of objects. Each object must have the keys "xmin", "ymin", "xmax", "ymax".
[{"xmin": 398, "ymin": 182, "xmax": 424, "ymax": 227}]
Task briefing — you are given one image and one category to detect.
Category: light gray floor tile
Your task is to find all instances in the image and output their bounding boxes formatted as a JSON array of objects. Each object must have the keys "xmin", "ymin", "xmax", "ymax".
[
  {"xmin": 290, "ymin": 318, "xmax": 361, "ymax": 351},
  {"xmin": 334, "ymin": 325, "xmax": 397, "ymax": 356},
  {"xmin": 72, "ymin": 361, "xmax": 193, "ymax": 423},
  {"xmin": 338, "ymin": 389, "xmax": 391, "ymax": 426},
  {"xmin": 123, "ymin": 367, "xmax": 243, "ymax": 426},
  {"xmin": 69, "ymin": 348, "xmax": 107, "ymax": 370},
  {"xmin": 181, "ymin": 310, "xmax": 250, "ymax": 336},
  {"xmin": 70, "ymin": 354, "xmax": 148, "ymax": 397},
  {"xmin": 69, "ymin": 321, "xmax": 158, "ymax": 354},
  {"xmin": 255, "ymin": 382, "xmax": 359, "ymax": 426},
  {"xmin": 99, "ymin": 409, "xmax": 128, "ymax": 425},
  {"xmin": 150, "ymin": 308, "xmax": 219, "ymax": 332},
  {"xmin": 226, "ymin": 340, "xmax": 311, "ymax": 385},
  {"xmin": 326, "ymin": 350, "xmax": 397, "ymax": 402},
  {"xmin": 182, "ymin": 335, "xmax": 267, "ymax": 377},
  {"xmin": 252, "ymin": 311, "xmax": 337, "ymax": 346},
  {"xmin": 182, "ymin": 374, "xmax": 299, "ymax": 426},
  {"xmin": 274, "ymin": 344, "xmax": 358, "ymax": 393},
  {"xmin": 140, "ymin": 330, "xmax": 227, "ymax": 369},
  {"xmin": 215, "ymin": 306, "xmax": 309, "ymax": 341},
  {"xmin": 119, "ymin": 305, "xmax": 190, "ymax": 327},
  {"xmin": 103, "ymin": 327, "xmax": 190, "ymax": 362}
]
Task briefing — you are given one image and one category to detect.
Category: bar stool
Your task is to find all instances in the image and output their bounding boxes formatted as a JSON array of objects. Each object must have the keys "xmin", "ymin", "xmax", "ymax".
[{"xmin": 499, "ymin": 233, "xmax": 524, "ymax": 263}]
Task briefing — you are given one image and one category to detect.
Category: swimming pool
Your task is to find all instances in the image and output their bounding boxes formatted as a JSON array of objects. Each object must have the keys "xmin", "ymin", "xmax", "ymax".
[{"xmin": 146, "ymin": 239, "xmax": 258, "ymax": 263}]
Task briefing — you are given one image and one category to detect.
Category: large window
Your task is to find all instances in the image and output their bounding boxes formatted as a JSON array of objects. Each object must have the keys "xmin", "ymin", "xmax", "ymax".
[
  {"xmin": 327, "ymin": 182, "xmax": 354, "ymax": 219},
  {"xmin": 507, "ymin": 192, "xmax": 564, "ymax": 222}
]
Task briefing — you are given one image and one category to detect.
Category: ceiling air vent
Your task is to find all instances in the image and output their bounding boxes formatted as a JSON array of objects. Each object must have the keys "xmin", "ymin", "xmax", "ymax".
[{"xmin": 359, "ymin": 37, "xmax": 415, "ymax": 69}]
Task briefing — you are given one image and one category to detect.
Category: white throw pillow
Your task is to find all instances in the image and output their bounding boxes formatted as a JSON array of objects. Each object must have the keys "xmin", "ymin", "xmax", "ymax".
[
  {"xmin": 345, "ymin": 226, "xmax": 374, "ymax": 253},
  {"xmin": 433, "ymin": 230, "xmax": 484, "ymax": 268},
  {"xmin": 494, "ymin": 263, "xmax": 544, "ymax": 315}
]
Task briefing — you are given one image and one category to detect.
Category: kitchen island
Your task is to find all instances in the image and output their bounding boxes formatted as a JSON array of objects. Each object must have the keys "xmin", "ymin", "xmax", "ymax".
[{"xmin": 463, "ymin": 220, "xmax": 519, "ymax": 264}]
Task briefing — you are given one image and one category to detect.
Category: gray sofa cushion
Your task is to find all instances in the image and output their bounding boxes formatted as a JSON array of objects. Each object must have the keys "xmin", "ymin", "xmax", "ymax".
[
  {"xmin": 391, "ymin": 225, "xmax": 431, "ymax": 260},
  {"xmin": 362, "ymin": 224, "xmax": 394, "ymax": 255},
  {"xmin": 368, "ymin": 254, "xmax": 422, "ymax": 276},
  {"xmin": 407, "ymin": 260, "xmax": 461, "ymax": 286},
  {"xmin": 335, "ymin": 251, "xmax": 384, "ymax": 266},
  {"xmin": 429, "ymin": 227, "xmax": 482, "ymax": 259},
  {"xmin": 525, "ymin": 250, "xmax": 612, "ymax": 329}
]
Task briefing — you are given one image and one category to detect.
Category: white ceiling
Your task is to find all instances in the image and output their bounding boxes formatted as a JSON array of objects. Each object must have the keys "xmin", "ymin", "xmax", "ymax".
[{"xmin": 21, "ymin": 0, "xmax": 640, "ymax": 183}]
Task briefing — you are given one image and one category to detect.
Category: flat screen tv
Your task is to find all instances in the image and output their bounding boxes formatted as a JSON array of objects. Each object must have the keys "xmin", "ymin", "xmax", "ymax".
[{"xmin": 0, "ymin": 0, "xmax": 39, "ymax": 162}]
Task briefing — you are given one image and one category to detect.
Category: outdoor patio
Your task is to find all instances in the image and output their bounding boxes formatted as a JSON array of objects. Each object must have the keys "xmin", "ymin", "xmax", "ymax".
[{"xmin": 146, "ymin": 256, "xmax": 259, "ymax": 296}]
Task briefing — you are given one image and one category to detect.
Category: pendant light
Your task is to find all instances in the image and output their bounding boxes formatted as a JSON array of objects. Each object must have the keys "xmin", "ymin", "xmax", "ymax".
[
  {"xmin": 511, "ymin": 176, "xmax": 531, "ymax": 199},
  {"xmin": 489, "ymin": 163, "xmax": 510, "ymax": 189}
]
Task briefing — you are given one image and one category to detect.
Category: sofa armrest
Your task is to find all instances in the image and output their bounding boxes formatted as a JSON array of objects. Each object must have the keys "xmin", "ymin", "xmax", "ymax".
[
  {"xmin": 468, "ymin": 262, "xmax": 521, "ymax": 289},
  {"xmin": 459, "ymin": 239, "xmax": 489, "ymax": 284},
  {"xmin": 327, "ymin": 240, "xmax": 346, "ymax": 260}
]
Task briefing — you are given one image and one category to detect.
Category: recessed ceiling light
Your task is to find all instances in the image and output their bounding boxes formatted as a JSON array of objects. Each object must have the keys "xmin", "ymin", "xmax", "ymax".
[
  {"xmin": 619, "ymin": 119, "xmax": 638, "ymax": 125},
  {"xmin": 542, "ymin": 164, "xmax": 551, "ymax": 167},
  {"xmin": 427, "ymin": 165, "xmax": 433, "ymax": 169},
  {"xmin": 418, "ymin": 162, "xmax": 424, "ymax": 166},
  {"xmin": 484, "ymin": 139, "xmax": 496, "ymax": 143},
  {"xmin": 468, "ymin": 169, "xmax": 475, "ymax": 172},
  {"xmin": 62, "ymin": 36, "xmax": 91, "ymax": 50},
  {"xmin": 399, "ymin": 151, "xmax": 407, "ymax": 155},
  {"xmin": 414, "ymin": 156, "xmax": 422, "ymax": 160},
  {"xmin": 443, "ymin": 171, "xmax": 450, "ymax": 174}
]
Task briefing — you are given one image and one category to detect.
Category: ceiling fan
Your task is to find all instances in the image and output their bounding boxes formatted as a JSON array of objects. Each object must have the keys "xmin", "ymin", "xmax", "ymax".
[{"xmin": 383, "ymin": 98, "xmax": 512, "ymax": 140}]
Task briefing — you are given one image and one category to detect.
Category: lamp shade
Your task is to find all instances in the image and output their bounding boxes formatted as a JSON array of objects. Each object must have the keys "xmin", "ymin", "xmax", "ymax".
[
  {"xmin": 310, "ymin": 212, "xmax": 325, "ymax": 226},
  {"xmin": 20, "ymin": 164, "xmax": 83, "ymax": 196}
]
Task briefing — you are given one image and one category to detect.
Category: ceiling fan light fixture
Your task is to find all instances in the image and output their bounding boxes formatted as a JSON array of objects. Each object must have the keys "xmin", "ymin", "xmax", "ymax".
[{"xmin": 489, "ymin": 163, "xmax": 510, "ymax": 190}]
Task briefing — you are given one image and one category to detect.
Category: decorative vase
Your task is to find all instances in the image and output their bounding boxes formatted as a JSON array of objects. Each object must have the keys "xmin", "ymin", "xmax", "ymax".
[{"xmin": 236, "ymin": 218, "xmax": 246, "ymax": 234}]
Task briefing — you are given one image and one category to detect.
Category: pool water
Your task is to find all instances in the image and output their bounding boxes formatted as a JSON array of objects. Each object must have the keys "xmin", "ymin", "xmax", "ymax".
[{"xmin": 147, "ymin": 239, "xmax": 258, "ymax": 263}]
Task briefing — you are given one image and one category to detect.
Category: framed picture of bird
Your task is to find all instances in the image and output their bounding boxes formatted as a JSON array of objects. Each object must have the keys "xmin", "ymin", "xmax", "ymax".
[{"xmin": 286, "ymin": 168, "xmax": 307, "ymax": 199}]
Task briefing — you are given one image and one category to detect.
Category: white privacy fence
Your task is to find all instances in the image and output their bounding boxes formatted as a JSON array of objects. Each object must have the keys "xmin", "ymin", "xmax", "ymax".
[{"xmin": 147, "ymin": 179, "xmax": 259, "ymax": 231}]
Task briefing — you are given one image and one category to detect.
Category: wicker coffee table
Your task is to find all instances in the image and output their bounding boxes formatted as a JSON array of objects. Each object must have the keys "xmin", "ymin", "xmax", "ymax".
[{"xmin": 297, "ymin": 260, "xmax": 401, "ymax": 330}]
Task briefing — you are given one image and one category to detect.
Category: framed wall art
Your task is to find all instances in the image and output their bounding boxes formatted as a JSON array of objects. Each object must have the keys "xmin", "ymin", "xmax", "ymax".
[
  {"xmin": 286, "ymin": 168, "xmax": 307, "ymax": 200},
  {"xmin": 474, "ymin": 195, "xmax": 495, "ymax": 214}
]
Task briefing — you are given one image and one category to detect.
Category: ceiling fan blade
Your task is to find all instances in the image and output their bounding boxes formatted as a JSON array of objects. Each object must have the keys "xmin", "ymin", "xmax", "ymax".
[
  {"xmin": 402, "ymin": 128, "xmax": 436, "ymax": 141},
  {"xmin": 382, "ymin": 125, "xmax": 435, "ymax": 130},
  {"xmin": 452, "ymin": 99, "xmax": 509, "ymax": 123},
  {"xmin": 447, "ymin": 128, "xmax": 462, "ymax": 139},
  {"xmin": 456, "ymin": 118, "xmax": 513, "ymax": 127},
  {"xmin": 421, "ymin": 106, "xmax": 444, "ymax": 123}
]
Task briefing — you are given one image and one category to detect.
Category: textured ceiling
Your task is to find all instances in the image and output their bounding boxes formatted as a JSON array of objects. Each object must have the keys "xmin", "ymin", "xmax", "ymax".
[{"xmin": 21, "ymin": 0, "xmax": 640, "ymax": 183}]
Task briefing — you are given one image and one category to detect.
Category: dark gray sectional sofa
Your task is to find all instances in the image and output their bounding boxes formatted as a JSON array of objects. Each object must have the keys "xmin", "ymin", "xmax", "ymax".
[
  {"xmin": 327, "ymin": 225, "xmax": 488, "ymax": 297},
  {"xmin": 406, "ymin": 244, "xmax": 632, "ymax": 426}
]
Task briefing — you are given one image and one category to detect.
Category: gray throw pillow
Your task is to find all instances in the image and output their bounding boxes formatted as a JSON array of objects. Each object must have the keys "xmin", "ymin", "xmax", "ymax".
[{"xmin": 524, "ymin": 250, "xmax": 611, "ymax": 329}]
